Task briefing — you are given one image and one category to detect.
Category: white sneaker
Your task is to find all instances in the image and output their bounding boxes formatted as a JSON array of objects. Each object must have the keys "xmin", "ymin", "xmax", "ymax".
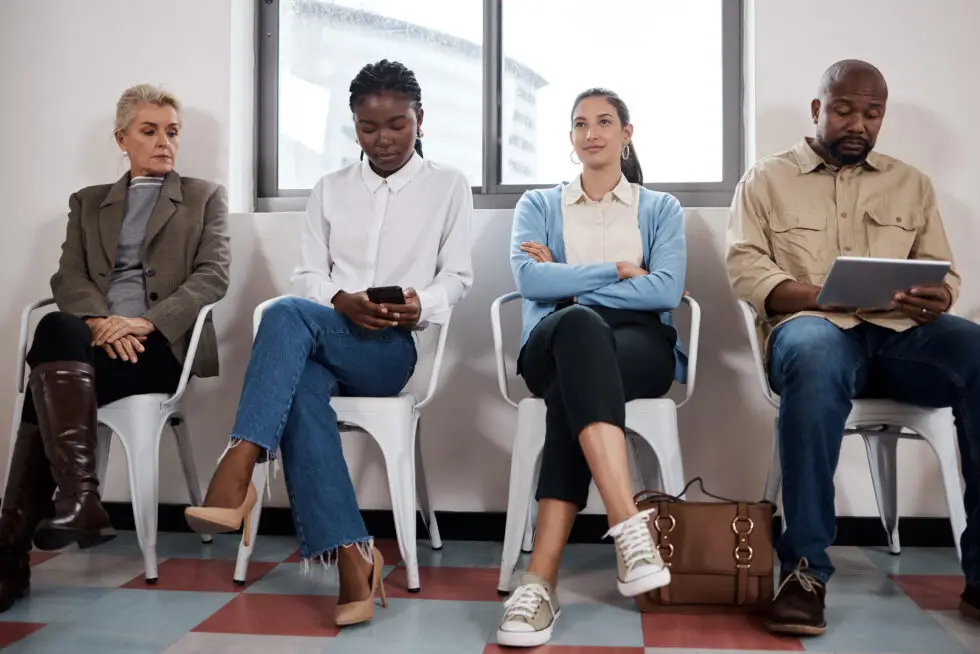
[
  {"xmin": 605, "ymin": 509, "xmax": 671, "ymax": 597},
  {"xmin": 496, "ymin": 573, "xmax": 561, "ymax": 648}
]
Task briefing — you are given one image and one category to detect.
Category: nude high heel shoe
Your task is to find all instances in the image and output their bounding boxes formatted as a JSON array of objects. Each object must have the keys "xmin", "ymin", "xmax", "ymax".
[
  {"xmin": 184, "ymin": 483, "xmax": 258, "ymax": 546},
  {"xmin": 335, "ymin": 547, "xmax": 388, "ymax": 627}
]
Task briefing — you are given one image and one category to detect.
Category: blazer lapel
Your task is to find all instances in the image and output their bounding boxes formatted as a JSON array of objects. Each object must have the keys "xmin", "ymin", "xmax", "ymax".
[
  {"xmin": 143, "ymin": 171, "xmax": 182, "ymax": 248},
  {"xmin": 98, "ymin": 173, "xmax": 130, "ymax": 265}
]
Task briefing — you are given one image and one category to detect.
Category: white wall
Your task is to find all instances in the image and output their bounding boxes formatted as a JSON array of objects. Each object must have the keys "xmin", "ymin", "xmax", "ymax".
[{"xmin": 1, "ymin": 0, "xmax": 978, "ymax": 519}]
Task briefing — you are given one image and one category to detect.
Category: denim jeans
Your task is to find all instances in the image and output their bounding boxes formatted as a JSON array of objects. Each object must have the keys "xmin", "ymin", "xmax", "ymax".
[
  {"xmin": 231, "ymin": 297, "xmax": 417, "ymax": 559},
  {"xmin": 769, "ymin": 315, "xmax": 980, "ymax": 585}
]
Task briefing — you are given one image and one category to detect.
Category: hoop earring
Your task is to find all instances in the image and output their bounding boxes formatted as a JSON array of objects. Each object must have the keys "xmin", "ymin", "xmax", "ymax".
[
  {"xmin": 569, "ymin": 149, "xmax": 581, "ymax": 165},
  {"xmin": 621, "ymin": 143, "xmax": 631, "ymax": 160}
]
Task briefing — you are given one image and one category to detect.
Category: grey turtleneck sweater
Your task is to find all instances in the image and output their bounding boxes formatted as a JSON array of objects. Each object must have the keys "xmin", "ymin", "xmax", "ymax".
[{"xmin": 105, "ymin": 175, "xmax": 163, "ymax": 317}]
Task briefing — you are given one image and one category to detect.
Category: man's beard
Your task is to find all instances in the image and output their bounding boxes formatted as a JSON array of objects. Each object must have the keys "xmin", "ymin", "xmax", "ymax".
[{"xmin": 828, "ymin": 137, "xmax": 872, "ymax": 165}]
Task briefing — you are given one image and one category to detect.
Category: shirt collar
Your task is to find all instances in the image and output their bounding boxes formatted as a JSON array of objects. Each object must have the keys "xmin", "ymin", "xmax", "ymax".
[
  {"xmin": 360, "ymin": 151, "xmax": 425, "ymax": 193},
  {"xmin": 563, "ymin": 174, "xmax": 633, "ymax": 206},
  {"xmin": 794, "ymin": 137, "xmax": 884, "ymax": 174}
]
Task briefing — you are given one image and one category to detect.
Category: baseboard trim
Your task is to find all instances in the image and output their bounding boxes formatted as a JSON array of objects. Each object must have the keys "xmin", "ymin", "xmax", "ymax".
[{"xmin": 102, "ymin": 503, "xmax": 957, "ymax": 548}]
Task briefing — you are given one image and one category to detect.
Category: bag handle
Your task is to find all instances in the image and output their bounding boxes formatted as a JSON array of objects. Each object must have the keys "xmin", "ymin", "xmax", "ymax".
[{"xmin": 634, "ymin": 476, "xmax": 770, "ymax": 506}]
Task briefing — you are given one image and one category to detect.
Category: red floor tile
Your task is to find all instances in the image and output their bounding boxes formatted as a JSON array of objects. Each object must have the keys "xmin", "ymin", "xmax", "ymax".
[
  {"xmin": 29, "ymin": 550, "xmax": 59, "ymax": 567},
  {"xmin": 283, "ymin": 539, "xmax": 402, "ymax": 566},
  {"xmin": 642, "ymin": 613, "xmax": 804, "ymax": 650},
  {"xmin": 385, "ymin": 566, "xmax": 502, "ymax": 601},
  {"xmin": 121, "ymin": 558, "xmax": 278, "ymax": 592},
  {"xmin": 485, "ymin": 646, "xmax": 644, "ymax": 653},
  {"xmin": 891, "ymin": 574, "xmax": 963, "ymax": 611},
  {"xmin": 374, "ymin": 538, "xmax": 403, "ymax": 566},
  {"xmin": 193, "ymin": 593, "xmax": 339, "ymax": 637},
  {"xmin": 0, "ymin": 622, "xmax": 46, "ymax": 648}
]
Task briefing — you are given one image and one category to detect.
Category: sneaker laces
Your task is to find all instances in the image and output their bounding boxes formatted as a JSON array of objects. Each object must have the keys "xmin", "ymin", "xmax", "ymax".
[
  {"xmin": 775, "ymin": 558, "xmax": 821, "ymax": 597},
  {"xmin": 604, "ymin": 509, "xmax": 660, "ymax": 571},
  {"xmin": 502, "ymin": 583, "xmax": 551, "ymax": 622}
]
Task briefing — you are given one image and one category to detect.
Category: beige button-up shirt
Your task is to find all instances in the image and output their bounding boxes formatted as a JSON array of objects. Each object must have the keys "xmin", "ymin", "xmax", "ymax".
[
  {"xmin": 727, "ymin": 138, "xmax": 960, "ymax": 343},
  {"xmin": 562, "ymin": 174, "xmax": 643, "ymax": 266}
]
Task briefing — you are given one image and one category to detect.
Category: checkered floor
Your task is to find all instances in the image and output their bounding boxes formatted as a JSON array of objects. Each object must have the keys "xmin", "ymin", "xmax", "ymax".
[{"xmin": 0, "ymin": 532, "xmax": 977, "ymax": 653}]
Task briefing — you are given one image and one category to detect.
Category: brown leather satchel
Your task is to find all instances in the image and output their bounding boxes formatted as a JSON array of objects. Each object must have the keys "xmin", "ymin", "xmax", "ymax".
[{"xmin": 633, "ymin": 478, "xmax": 775, "ymax": 613}]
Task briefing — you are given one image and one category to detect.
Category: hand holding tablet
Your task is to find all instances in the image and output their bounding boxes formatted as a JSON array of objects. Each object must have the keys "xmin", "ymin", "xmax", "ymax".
[{"xmin": 816, "ymin": 257, "xmax": 951, "ymax": 312}]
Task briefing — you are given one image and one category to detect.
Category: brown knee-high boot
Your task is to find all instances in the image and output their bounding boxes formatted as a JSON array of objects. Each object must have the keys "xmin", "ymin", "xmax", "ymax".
[
  {"xmin": 0, "ymin": 423, "xmax": 56, "ymax": 611},
  {"xmin": 29, "ymin": 362, "xmax": 114, "ymax": 551}
]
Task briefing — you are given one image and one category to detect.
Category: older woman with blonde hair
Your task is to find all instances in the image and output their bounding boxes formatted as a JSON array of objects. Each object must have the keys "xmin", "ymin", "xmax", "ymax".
[{"xmin": 0, "ymin": 84, "xmax": 230, "ymax": 612}]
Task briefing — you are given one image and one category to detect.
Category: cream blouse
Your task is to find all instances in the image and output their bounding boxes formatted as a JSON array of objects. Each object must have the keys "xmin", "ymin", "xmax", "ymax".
[{"xmin": 561, "ymin": 174, "xmax": 643, "ymax": 266}]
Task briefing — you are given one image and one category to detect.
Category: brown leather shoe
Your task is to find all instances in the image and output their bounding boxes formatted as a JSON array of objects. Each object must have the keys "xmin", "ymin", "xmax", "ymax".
[
  {"xmin": 766, "ymin": 558, "xmax": 827, "ymax": 636},
  {"xmin": 0, "ymin": 423, "xmax": 56, "ymax": 612},
  {"xmin": 28, "ymin": 362, "xmax": 115, "ymax": 551}
]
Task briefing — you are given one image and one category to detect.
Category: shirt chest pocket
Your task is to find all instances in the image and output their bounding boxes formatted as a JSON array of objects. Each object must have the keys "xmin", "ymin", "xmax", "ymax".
[
  {"xmin": 768, "ymin": 211, "xmax": 826, "ymax": 276},
  {"xmin": 865, "ymin": 208, "xmax": 917, "ymax": 259}
]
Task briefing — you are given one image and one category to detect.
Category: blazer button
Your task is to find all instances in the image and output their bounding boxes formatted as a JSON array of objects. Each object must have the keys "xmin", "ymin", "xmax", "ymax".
[
  {"xmin": 149, "ymin": 292, "xmax": 159, "ymax": 301},
  {"xmin": 145, "ymin": 268, "xmax": 155, "ymax": 277}
]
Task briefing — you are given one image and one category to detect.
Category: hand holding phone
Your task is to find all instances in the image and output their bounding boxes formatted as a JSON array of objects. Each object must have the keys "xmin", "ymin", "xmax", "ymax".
[
  {"xmin": 366, "ymin": 286, "xmax": 406, "ymax": 305},
  {"xmin": 333, "ymin": 291, "xmax": 398, "ymax": 330},
  {"xmin": 381, "ymin": 288, "xmax": 422, "ymax": 329}
]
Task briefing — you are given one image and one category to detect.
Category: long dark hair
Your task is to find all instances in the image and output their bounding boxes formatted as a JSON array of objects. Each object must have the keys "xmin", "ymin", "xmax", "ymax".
[
  {"xmin": 348, "ymin": 59, "xmax": 424, "ymax": 159},
  {"xmin": 570, "ymin": 88, "xmax": 643, "ymax": 184}
]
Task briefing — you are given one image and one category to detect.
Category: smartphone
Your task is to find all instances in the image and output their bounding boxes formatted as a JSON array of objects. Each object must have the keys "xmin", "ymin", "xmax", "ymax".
[{"xmin": 366, "ymin": 286, "xmax": 406, "ymax": 305}]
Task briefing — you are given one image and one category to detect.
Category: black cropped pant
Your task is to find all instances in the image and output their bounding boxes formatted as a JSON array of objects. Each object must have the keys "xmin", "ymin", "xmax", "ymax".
[
  {"xmin": 21, "ymin": 312, "xmax": 182, "ymax": 424},
  {"xmin": 519, "ymin": 304, "xmax": 677, "ymax": 510}
]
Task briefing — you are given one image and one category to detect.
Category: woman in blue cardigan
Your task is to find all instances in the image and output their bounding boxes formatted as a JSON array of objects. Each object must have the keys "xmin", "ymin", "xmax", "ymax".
[{"xmin": 497, "ymin": 89, "xmax": 687, "ymax": 648}]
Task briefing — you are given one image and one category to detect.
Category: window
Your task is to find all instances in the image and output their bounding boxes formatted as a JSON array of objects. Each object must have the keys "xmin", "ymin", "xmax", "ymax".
[{"xmin": 257, "ymin": 0, "xmax": 742, "ymax": 209}]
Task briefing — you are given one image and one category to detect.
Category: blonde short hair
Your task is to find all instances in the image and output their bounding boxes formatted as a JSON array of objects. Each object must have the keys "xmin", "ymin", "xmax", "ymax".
[{"xmin": 114, "ymin": 84, "xmax": 182, "ymax": 137}]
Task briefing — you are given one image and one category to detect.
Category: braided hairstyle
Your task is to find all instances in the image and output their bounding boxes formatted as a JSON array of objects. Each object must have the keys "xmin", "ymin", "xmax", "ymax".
[
  {"xmin": 349, "ymin": 59, "xmax": 424, "ymax": 159},
  {"xmin": 570, "ymin": 88, "xmax": 643, "ymax": 184}
]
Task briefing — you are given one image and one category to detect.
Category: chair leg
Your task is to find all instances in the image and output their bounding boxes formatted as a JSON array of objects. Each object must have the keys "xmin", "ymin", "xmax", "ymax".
[
  {"xmin": 95, "ymin": 424, "xmax": 112, "ymax": 484},
  {"xmin": 521, "ymin": 455, "xmax": 542, "ymax": 554},
  {"xmin": 114, "ymin": 413, "xmax": 166, "ymax": 583},
  {"xmin": 863, "ymin": 433, "xmax": 901, "ymax": 555},
  {"xmin": 234, "ymin": 460, "xmax": 268, "ymax": 585},
  {"xmin": 500, "ymin": 413, "xmax": 542, "ymax": 594},
  {"xmin": 522, "ymin": 498, "xmax": 536, "ymax": 554},
  {"xmin": 414, "ymin": 418, "xmax": 442, "ymax": 550},
  {"xmin": 921, "ymin": 417, "xmax": 966, "ymax": 562},
  {"xmin": 381, "ymin": 435, "xmax": 421, "ymax": 592},
  {"xmin": 763, "ymin": 418, "xmax": 782, "ymax": 506},
  {"xmin": 171, "ymin": 416, "xmax": 211, "ymax": 544}
]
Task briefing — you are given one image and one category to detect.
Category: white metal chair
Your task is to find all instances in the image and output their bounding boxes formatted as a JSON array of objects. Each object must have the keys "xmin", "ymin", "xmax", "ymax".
[
  {"xmin": 737, "ymin": 299, "xmax": 966, "ymax": 559},
  {"xmin": 232, "ymin": 296, "xmax": 447, "ymax": 590},
  {"xmin": 493, "ymin": 293, "xmax": 702, "ymax": 593},
  {"xmin": 7, "ymin": 298, "xmax": 215, "ymax": 583}
]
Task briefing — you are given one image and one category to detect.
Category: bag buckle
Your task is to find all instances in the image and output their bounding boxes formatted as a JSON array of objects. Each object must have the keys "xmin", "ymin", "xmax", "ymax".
[{"xmin": 654, "ymin": 514, "xmax": 676, "ymax": 533}]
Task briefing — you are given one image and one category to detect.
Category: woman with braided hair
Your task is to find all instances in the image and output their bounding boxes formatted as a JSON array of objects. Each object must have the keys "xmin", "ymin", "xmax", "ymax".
[{"xmin": 186, "ymin": 60, "xmax": 473, "ymax": 627}]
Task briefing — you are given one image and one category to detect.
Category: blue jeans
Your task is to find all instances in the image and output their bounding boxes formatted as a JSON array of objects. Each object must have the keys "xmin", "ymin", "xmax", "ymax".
[
  {"xmin": 231, "ymin": 297, "xmax": 417, "ymax": 559},
  {"xmin": 769, "ymin": 315, "xmax": 980, "ymax": 585}
]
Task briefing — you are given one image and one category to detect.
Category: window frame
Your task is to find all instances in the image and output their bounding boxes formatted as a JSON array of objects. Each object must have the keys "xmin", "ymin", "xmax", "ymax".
[{"xmin": 256, "ymin": 0, "xmax": 743, "ymax": 211}]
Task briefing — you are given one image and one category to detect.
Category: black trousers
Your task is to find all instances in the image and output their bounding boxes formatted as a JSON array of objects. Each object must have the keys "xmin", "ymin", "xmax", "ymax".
[
  {"xmin": 519, "ymin": 304, "xmax": 677, "ymax": 510},
  {"xmin": 21, "ymin": 312, "xmax": 183, "ymax": 424}
]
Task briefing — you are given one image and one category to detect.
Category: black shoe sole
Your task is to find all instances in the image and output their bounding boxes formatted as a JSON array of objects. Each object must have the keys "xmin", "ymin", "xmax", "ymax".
[
  {"xmin": 33, "ymin": 526, "xmax": 116, "ymax": 551},
  {"xmin": 0, "ymin": 583, "xmax": 29, "ymax": 613},
  {"xmin": 765, "ymin": 619, "xmax": 827, "ymax": 636}
]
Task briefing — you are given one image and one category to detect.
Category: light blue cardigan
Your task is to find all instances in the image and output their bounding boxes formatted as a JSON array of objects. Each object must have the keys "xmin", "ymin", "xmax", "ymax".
[{"xmin": 510, "ymin": 183, "xmax": 688, "ymax": 383}]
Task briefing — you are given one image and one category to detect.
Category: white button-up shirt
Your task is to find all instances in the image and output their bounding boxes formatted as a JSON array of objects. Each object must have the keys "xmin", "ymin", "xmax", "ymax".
[{"xmin": 292, "ymin": 153, "xmax": 474, "ymax": 325}]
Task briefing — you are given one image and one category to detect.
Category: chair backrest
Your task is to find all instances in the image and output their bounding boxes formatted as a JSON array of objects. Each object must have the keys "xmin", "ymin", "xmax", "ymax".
[
  {"xmin": 490, "ymin": 292, "xmax": 703, "ymax": 408},
  {"xmin": 737, "ymin": 300, "xmax": 779, "ymax": 407}
]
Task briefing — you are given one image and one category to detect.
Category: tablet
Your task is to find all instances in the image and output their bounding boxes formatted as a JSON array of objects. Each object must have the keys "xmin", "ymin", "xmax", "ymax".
[{"xmin": 816, "ymin": 257, "xmax": 951, "ymax": 310}]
